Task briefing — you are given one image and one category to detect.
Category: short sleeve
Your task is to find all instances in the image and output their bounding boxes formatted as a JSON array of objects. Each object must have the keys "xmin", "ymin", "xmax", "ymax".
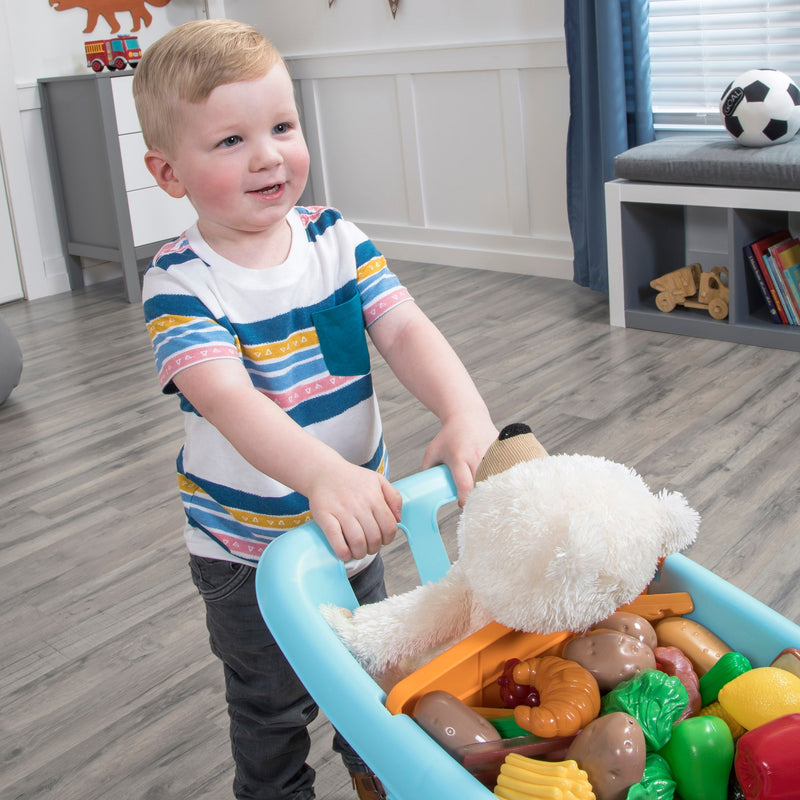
[
  {"xmin": 354, "ymin": 240, "xmax": 413, "ymax": 326},
  {"xmin": 142, "ymin": 256, "xmax": 241, "ymax": 393}
]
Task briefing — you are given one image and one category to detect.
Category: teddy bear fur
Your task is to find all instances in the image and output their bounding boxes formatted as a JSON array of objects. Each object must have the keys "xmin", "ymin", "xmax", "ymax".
[{"xmin": 321, "ymin": 425, "xmax": 700, "ymax": 688}]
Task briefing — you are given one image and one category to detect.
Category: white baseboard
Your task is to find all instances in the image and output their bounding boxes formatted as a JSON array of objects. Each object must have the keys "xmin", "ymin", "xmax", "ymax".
[{"xmin": 376, "ymin": 239, "xmax": 573, "ymax": 279}]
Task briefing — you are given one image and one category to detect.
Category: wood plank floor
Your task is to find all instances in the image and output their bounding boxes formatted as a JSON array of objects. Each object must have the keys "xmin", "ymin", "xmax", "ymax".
[{"xmin": 1, "ymin": 261, "xmax": 799, "ymax": 799}]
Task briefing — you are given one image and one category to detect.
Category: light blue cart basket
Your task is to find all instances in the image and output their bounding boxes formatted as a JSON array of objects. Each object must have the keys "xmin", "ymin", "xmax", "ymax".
[{"xmin": 255, "ymin": 465, "xmax": 800, "ymax": 800}]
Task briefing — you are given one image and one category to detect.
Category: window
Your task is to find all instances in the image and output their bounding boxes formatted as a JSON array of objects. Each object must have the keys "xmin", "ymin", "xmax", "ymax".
[{"xmin": 649, "ymin": 0, "xmax": 800, "ymax": 132}]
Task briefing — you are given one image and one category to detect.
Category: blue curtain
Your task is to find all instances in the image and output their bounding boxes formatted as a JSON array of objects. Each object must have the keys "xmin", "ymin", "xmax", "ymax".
[{"xmin": 564, "ymin": 0, "xmax": 654, "ymax": 292}]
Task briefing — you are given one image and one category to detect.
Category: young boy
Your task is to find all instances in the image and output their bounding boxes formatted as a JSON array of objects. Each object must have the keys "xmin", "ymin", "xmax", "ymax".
[{"xmin": 134, "ymin": 18, "xmax": 497, "ymax": 800}]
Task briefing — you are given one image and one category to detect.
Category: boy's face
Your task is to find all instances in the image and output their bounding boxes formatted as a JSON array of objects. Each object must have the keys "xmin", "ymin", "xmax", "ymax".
[{"xmin": 146, "ymin": 62, "xmax": 310, "ymax": 259}]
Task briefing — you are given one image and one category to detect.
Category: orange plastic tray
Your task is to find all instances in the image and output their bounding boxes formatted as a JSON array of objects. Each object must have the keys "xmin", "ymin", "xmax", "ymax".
[{"xmin": 385, "ymin": 591, "xmax": 694, "ymax": 716}]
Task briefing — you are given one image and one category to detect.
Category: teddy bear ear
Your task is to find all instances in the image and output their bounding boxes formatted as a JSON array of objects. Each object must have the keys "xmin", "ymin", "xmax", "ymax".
[
  {"xmin": 656, "ymin": 489, "xmax": 701, "ymax": 556},
  {"xmin": 474, "ymin": 423, "xmax": 549, "ymax": 484}
]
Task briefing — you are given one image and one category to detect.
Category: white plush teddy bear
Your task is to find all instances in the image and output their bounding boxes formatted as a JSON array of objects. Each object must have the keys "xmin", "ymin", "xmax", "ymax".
[{"xmin": 321, "ymin": 424, "xmax": 700, "ymax": 688}]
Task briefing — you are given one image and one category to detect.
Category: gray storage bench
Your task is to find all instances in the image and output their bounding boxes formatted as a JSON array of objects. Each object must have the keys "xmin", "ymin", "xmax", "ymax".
[{"xmin": 605, "ymin": 133, "xmax": 800, "ymax": 351}]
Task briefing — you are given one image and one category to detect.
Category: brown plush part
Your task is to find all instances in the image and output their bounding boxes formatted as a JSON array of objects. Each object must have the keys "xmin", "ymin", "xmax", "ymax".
[{"xmin": 474, "ymin": 423, "xmax": 549, "ymax": 484}]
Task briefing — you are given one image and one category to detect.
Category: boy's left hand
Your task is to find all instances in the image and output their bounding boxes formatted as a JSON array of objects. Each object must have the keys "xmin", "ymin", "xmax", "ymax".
[{"xmin": 422, "ymin": 414, "xmax": 498, "ymax": 506}]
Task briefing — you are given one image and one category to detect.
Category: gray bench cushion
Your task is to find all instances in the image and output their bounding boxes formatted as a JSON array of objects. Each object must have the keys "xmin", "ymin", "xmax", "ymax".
[{"xmin": 614, "ymin": 134, "xmax": 800, "ymax": 190}]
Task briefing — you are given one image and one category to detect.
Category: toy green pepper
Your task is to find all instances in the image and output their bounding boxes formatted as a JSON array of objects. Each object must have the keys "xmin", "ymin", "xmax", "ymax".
[
  {"xmin": 659, "ymin": 715, "xmax": 733, "ymax": 800},
  {"xmin": 698, "ymin": 651, "xmax": 752, "ymax": 706}
]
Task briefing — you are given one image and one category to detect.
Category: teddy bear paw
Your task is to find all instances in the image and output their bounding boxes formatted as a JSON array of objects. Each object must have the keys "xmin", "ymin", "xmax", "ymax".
[{"xmin": 320, "ymin": 604, "xmax": 354, "ymax": 638}]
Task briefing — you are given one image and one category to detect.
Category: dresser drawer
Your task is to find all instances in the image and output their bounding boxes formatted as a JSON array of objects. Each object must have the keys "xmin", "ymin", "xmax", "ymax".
[
  {"xmin": 128, "ymin": 186, "xmax": 195, "ymax": 246},
  {"xmin": 119, "ymin": 131, "xmax": 154, "ymax": 191},
  {"xmin": 111, "ymin": 74, "xmax": 140, "ymax": 135}
]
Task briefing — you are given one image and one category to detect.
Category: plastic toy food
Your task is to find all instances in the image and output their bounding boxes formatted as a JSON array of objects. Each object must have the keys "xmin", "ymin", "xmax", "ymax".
[
  {"xmin": 730, "ymin": 773, "xmax": 748, "ymax": 800},
  {"xmin": 654, "ymin": 645, "xmax": 701, "ymax": 719},
  {"xmin": 498, "ymin": 658, "xmax": 540, "ymax": 708},
  {"xmin": 494, "ymin": 753, "xmax": 595, "ymax": 800},
  {"xmin": 659, "ymin": 715, "xmax": 734, "ymax": 800},
  {"xmin": 625, "ymin": 753, "xmax": 676, "ymax": 800},
  {"xmin": 698, "ymin": 650, "xmax": 752, "ymax": 706},
  {"xmin": 601, "ymin": 669, "xmax": 688, "ymax": 751},
  {"xmin": 590, "ymin": 611, "xmax": 657, "ymax": 649},
  {"xmin": 460, "ymin": 734, "xmax": 575, "ymax": 788},
  {"xmin": 483, "ymin": 711, "xmax": 532, "ymax": 740},
  {"xmin": 511, "ymin": 656, "xmax": 601, "ymax": 738},
  {"xmin": 654, "ymin": 616, "xmax": 732, "ymax": 675},
  {"xmin": 566, "ymin": 712, "xmax": 645, "ymax": 800},
  {"xmin": 770, "ymin": 647, "xmax": 800, "ymax": 679},
  {"xmin": 616, "ymin": 591, "xmax": 694, "ymax": 621},
  {"xmin": 412, "ymin": 690, "xmax": 500, "ymax": 757},
  {"xmin": 698, "ymin": 700, "xmax": 746, "ymax": 739},
  {"xmin": 717, "ymin": 667, "xmax": 800, "ymax": 730},
  {"xmin": 734, "ymin": 713, "xmax": 800, "ymax": 800},
  {"xmin": 563, "ymin": 630, "xmax": 656, "ymax": 693}
]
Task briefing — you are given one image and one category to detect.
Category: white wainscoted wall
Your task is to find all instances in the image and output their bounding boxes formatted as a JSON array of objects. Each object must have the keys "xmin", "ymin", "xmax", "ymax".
[
  {"xmin": 0, "ymin": 0, "xmax": 572, "ymax": 300},
  {"xmin": 232, "ymin": 0, "xmax": 573, "ymax": 279},
  {"xmin": 285, "ymin": 40, "xmax": 572, "ymax": 277}
]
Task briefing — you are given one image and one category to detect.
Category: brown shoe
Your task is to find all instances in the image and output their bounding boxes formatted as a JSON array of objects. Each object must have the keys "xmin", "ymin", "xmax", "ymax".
[{"xmin": 349, "ymin": 769, "xmax": 386, "ymax": 800}]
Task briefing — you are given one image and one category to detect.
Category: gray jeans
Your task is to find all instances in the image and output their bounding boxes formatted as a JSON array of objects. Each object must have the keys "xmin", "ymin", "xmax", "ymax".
[{"xmin": 189, "ymin": 553, "xmax": 387, "ymax": 800}]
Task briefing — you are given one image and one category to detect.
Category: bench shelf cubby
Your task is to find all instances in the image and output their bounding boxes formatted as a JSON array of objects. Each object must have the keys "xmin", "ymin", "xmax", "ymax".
[{"xmin": 605, "ymin": 179, "xmax": 800, "ymax": 352}]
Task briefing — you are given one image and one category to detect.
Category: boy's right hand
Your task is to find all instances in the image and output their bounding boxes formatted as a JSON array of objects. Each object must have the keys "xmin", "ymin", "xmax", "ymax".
[{"xmin": 306, "ymin": 464, "xmax": 402, "ymax": 562}]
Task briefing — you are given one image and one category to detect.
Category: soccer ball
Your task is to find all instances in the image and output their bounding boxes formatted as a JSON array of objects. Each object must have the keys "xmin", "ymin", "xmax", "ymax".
[{"xmin": 719, "ymin": 69, "xmax": 800, "ymax": 147}]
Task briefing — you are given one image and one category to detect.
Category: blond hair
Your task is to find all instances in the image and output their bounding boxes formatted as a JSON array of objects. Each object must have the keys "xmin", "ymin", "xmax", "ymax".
[{"xmin": 133, "ymin": 19, "xmax": 282, "ymax": 154}]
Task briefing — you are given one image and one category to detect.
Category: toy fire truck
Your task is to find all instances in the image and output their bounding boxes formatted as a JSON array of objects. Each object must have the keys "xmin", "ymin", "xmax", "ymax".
[{"xmin": 85, "ymin": 36, "xmax": 141, "ymax": 73}]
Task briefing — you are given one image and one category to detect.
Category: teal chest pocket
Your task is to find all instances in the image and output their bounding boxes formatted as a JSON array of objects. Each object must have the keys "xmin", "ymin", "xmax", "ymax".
[{"xmin": 311, "ymin": 292, "xmax": 371, "ymax": 376}]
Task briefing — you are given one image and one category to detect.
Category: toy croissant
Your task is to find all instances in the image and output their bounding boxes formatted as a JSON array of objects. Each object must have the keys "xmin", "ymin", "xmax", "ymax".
[{"xmin": 321, "ymin": 424, "xmax": 700, "ymax": 688}]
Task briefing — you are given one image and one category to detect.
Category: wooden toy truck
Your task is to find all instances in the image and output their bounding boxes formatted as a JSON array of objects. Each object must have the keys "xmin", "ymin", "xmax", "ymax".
[{"xmin": 650, "ymin": 263, "xmax": 730, "ymax": 320}]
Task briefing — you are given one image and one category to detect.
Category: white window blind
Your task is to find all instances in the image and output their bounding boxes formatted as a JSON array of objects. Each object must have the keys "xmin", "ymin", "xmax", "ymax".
[{"xmin": 649, "ymin": 0, "xmax": 800, "ymax": 131}]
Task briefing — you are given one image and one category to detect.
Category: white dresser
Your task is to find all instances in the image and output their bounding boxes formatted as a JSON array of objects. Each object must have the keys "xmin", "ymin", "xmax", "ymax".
[{"xmin": 39, "ymin": 72, "xmax": 196, "ymax": 303}]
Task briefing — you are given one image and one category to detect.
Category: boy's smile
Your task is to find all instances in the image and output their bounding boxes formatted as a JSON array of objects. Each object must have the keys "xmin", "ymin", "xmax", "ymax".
[{"xmin": 146, "ymin": 62, "xmax": 310, "ymax": 268}]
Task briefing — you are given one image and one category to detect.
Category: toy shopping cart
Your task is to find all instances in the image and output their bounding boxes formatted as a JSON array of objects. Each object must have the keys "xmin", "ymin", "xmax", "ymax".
[{"xmin": 255, "ymin": 465, "xmax": 800, "ymax": 800}]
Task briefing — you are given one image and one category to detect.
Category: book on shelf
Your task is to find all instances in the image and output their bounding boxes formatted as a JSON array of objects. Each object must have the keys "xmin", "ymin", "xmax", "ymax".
[
  {"xmin": 771, "ymin": 238, "xmax": 800, "ymax": 323},
  {"xmin": 784, "ymin": 263, "xmax": 800, "ymax": 315},
  {"xmin": 743, "ymin": 242, "xmax": 782, "ymax": 323},
  {"xmin": 763, "ymin": 238, "xmax": 798, "ymax": 325},
  {"xmin": 744, "ymin": 230, "xmax": 791, "ymax": 324}
]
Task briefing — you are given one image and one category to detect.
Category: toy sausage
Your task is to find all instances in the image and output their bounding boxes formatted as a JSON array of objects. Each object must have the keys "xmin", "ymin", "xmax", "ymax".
[
  {"xmin": 654, "ymin": 617, "xmax": 732, "ymax": 676},
  {"xmin": 511, "ymin": 655, "xmax": 601, "ymax": 738}
]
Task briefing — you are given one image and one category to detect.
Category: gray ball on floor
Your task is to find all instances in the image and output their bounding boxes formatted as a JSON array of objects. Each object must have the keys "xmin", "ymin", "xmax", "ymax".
[{"xmin": 0, "ymin": 314, "xmax": 22, "ymax": 405}]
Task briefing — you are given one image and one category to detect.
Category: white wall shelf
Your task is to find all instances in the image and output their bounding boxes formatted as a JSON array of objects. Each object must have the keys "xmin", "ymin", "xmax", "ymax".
[{"xmin": 606, "ymin": 179, "xmax": 800, "ymax": 352}]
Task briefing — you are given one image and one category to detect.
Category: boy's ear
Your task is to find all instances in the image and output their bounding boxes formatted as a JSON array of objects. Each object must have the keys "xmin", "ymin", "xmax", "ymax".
[{"xmin": 144, "ymin": 149, "xmax": 187, "ymax": 199}]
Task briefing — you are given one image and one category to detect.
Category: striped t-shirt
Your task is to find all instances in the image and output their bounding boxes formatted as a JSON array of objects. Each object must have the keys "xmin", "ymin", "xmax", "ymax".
[{"xmin": 142, "ymin": 206, "xmax": 413, "ymax": 563}]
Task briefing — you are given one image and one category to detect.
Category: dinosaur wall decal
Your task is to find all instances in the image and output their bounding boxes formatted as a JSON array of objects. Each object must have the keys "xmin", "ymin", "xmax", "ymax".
[{"xmin": 49, "ymin": 0, "xmax": 172, "ymax": 34}]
